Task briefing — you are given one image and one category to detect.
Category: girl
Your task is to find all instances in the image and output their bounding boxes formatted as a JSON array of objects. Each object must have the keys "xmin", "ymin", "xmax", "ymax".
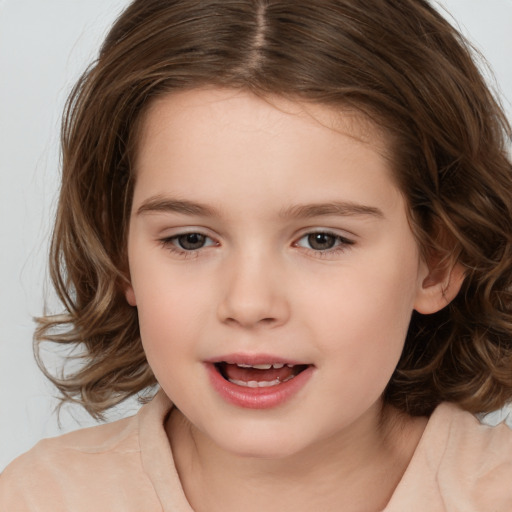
[{"xmin": 2, "ymin": 1, "xmax": 512, "ymax": 510}]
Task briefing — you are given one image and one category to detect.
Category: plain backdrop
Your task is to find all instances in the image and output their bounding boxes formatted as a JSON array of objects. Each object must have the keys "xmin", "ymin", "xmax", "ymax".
[{"xmin": 1, "ymin": 0, "xmax": 512, "ymax": 471}]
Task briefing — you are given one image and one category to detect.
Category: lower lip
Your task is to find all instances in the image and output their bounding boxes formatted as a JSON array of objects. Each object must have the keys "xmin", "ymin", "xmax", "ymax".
[{"xmin": 206, "ymin": 363, "xmax": 314, "ymax": 409}]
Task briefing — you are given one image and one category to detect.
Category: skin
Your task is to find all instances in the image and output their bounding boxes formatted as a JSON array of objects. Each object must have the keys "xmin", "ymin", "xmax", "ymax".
[{"xmin": 125, "ymin": 88, "xmax": 461, "ymax": 512}]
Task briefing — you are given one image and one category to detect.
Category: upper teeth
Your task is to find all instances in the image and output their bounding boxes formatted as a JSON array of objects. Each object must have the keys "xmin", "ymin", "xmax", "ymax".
[{"xmin": 234, "ymin": 363, "xmax": 286, "ymax": 369}]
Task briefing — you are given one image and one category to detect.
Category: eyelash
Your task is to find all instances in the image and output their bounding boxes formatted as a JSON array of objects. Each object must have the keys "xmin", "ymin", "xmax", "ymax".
[
  {"xmin": 294, "ymin": 231, "xmax": 355, "ymax": 257},
  {"xmin": 159, "ymin": 232, "xmax": 218, "ymax": 258},
  {"xmin": 159, "ymin": 230, "xmax": 354, "ymax": 258}
]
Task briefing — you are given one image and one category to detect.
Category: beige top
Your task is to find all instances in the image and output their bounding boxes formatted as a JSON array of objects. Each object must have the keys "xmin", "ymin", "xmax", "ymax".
[{"xmin": 1, "ymin": 390, "xmax": 512, "ymax": 511}]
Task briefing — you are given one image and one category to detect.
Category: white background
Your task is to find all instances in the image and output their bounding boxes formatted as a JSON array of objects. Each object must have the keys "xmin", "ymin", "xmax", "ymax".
[{"xmin": 1, "ymin": 0, "xmax": 511, "ymax": 471}]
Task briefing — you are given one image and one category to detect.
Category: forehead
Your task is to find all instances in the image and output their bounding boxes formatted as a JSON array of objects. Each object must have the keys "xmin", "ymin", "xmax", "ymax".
[
  {"xmin": 131, "ymin": 88, "xmax": 402, "ymax": 217},
  {"xmin": 136, "ymin": 87, "xmax": 394, "ymax": 168}
]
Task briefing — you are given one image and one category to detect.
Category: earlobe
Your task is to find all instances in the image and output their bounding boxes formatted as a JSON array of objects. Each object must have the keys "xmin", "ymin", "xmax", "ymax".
[
  {"xmin": 125, "ymin": 285, "xmax": 137, "ymax": 306},
  {"xmin": 414, "ymin": 262, "xmax": 465, "ymax": 314}
]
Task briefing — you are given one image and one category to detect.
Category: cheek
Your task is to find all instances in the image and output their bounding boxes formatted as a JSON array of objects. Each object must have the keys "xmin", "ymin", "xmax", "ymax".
[
  {"xmin": 303, "ymin": 251, "xmax": 419, "ymax": 386},
  {"xmin": 130, "ymin": 261, "xmax": 224, "ymax": 380},
  {"xmin": 132, "ymin": 275, "xmax": 220, "ymax": 417},
  {"xmin": 135, "ymin": 283, "xmax": 202, "ymax": 344},
  {"xmin": 135, "ymin": 291, "xmax": 200, "ymax": 404},
  {"xmin": 309, "ymin": 259, "xmax": 416, "ymax": 339},
  {"xmin": 311, "ymin": 288, "xmax": 411, "ymax": 412}
]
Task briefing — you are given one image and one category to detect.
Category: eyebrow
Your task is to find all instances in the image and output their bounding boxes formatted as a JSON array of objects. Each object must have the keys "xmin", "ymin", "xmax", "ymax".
[
  {"xmin": 280, "ymin": 201, "xmax": 384, "ymax": 219},
  {"xmin": 136, "ymin": 196, "xmax": 219, "ymax": 217},
  {"xmin": 136, "ymin": 196, "xmax": 384, "ymax": 219}
]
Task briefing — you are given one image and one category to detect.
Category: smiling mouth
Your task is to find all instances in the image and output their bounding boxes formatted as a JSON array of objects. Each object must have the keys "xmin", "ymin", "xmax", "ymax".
[{"xmin": 214, "ymin": 362, "xmax": 310, "ymax": 388}]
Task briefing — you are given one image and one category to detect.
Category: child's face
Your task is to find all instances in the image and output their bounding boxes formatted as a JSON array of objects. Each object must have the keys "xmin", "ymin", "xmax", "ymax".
[{"xmin": 126, "ymin": 88, "xmax": 430, "ymax": 458}]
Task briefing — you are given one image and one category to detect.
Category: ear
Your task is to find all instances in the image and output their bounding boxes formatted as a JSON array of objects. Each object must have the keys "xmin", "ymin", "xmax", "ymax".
[
  {"xmin": 414, "ymin": 260, "xmax": 465, "ymax": 314},
  {"xmin": 125, "ymin": 284, "xmax": 137, "ymax": 306}
]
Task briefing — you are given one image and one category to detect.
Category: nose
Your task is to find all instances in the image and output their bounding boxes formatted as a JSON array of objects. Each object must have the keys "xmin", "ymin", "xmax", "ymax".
[{"xmin": 216, "ymin": 249, "xmax": 290, "ymax": 329}]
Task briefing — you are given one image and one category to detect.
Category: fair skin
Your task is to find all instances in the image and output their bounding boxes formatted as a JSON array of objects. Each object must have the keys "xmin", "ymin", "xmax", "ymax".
[{"xmin": 126, "ymin": 88, "xmax": 462, "ymax": 512}]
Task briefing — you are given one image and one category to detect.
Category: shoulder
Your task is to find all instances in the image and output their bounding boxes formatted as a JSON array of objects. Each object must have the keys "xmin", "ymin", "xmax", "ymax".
[
  {"xmin": 431, "ymin": 402, "xmax": 512, "ymax": 463},
  {"xmin": 0, "ymin": 411, "xmax": 161, "ymax": 511},
  {"xmin": 434, "ymin": 403, "xmax": 512, "ymax": 509},
  {"xmin": 392, "ymin": 403, "xmax": 512, "ymax": 511}
]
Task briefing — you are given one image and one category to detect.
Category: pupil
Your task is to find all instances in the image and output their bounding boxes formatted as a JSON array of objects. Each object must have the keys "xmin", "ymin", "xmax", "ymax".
[
  {"xmin": 178, "ymin": 233, "xmax": 205, "ymax": 250},
  {"xmin": 308, "ymin": 233, "xmax": 335, "ymax": 250}
]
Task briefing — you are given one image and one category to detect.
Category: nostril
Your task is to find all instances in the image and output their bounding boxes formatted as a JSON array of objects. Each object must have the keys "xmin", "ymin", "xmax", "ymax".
[{"xmin": 223, "ymin": 315, "xmax": 277, "ymax": 328}]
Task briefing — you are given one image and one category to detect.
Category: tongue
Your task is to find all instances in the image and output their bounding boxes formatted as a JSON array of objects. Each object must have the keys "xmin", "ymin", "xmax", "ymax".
[{"xmin": 222, "ymin": 363, "xmax": 298, "ymax": 383}]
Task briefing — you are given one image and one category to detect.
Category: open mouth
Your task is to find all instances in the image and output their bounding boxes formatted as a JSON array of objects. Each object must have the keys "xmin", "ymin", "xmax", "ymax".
[{"xmin": 214, "ymin": 362, "xmax": 310, "ymax": 388}]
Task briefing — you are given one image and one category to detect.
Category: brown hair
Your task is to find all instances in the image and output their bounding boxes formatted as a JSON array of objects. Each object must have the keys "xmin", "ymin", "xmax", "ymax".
[{"xmin": 35, "ymin": 0, "xmax": 512, "ymax": 419}]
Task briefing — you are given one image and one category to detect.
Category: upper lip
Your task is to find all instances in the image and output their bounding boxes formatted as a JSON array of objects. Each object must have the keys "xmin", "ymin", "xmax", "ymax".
[{"xmin": 204, "ymin": 353, "xmax": 310, "ymax": 366}]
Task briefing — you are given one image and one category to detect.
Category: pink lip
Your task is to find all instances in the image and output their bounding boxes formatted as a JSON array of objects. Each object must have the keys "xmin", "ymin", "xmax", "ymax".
[{"xmin": 205, "ymin": 356, "xmax": 314, "ymax": 409}]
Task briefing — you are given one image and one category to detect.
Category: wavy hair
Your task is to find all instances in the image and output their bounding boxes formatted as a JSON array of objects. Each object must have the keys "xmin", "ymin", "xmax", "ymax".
[{"xmin": 35, "ymin": 0, "xmax": 512, "ymax": 418}]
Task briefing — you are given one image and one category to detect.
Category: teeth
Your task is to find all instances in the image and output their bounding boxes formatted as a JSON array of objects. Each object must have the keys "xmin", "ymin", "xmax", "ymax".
[
  {"xmin": 229, "ymin": 378, "xmax": 280, "ymax": 387},
  {"xmin": 234, "ymin": 362, "xmax": 289, "ymax": 369},
  {"xmin": 229, "ymin": 374, "xmax": 296, "ymax": 387},
  {"xmin": 229, "ymin": 379, "xmax": 280, "ymax": 387},
  {"xmin": 236, "ymin": 363, "xmax": 272, "ymax": 370}
]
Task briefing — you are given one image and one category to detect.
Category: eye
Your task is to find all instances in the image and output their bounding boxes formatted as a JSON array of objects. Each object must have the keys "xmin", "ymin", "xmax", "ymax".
[
  {"xmin": 303, "ymin": 233, "xmax": 336, "ymax": 250},
  {"xmin": 295, "ymin": 231, "xmax": 354, "ymax": 252},
  {"xmin": 161, "ymin": 232, "xmax": 217, "ymax": 252},
  {"xmin": 175, "ymin": 233, "xmax": 209, "ymax": 250}
]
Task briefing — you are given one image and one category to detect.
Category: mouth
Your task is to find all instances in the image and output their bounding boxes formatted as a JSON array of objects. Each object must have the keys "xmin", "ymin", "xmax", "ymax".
[
  {"xmin": 206, "ymin": 356, "xmax": 314, "ymax": 409},
  {"xmin": 214, "ymin": 361, "xmax": 310, "ymax": 388}
]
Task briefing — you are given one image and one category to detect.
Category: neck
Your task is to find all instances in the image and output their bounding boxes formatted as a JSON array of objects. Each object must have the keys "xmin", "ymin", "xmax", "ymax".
[{"xmin": 167, "ymin": 403, "xmax": 427, "ymax": 512}]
